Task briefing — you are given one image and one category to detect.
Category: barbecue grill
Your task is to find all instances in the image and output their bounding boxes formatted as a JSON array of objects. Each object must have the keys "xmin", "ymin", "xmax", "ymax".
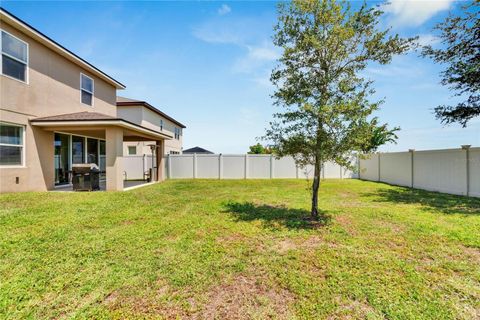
[{"xmin": 71, "ymin": 164, "xmax": 100, "ymax": 191}]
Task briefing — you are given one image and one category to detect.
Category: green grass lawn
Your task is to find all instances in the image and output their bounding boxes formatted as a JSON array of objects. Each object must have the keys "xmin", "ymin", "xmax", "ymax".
[{"xmin": 1, "ymin": 179, "xmax": 479, "ymax": 319}]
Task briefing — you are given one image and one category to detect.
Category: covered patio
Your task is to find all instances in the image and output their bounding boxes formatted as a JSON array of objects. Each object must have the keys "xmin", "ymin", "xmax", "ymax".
[{"xmin": 30, "ymin": 111, "xmax": 172, "ymax": 191}]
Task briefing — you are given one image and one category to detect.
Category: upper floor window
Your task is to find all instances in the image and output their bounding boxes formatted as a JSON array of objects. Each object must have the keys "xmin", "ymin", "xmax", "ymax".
[
  {"xmin": 80, "ymin": 73, "xmax": 94, "ymax": 106},
  {"xmin": 0, "ymin": 122, "xmax": 25, "ymax": 166},
  {"xmin": 174, "ymin": 127, "xmax": 180, "ymax": 140},
  {"xmin": 1, "ymin": 30, "xmax": 28, "ymax": 83},
  {"xmin": 160, "ymin": 119, "xmax": 163, "ymax": 131}
]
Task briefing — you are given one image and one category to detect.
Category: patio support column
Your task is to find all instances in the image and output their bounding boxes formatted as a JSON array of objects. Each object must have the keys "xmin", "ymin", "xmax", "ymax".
[
  {"xmin": 105, "ymin": 127, "xmax": 124, "ymax": 191},
  {"xmin": 156, "ymin": 140, "xmax": 165, "ymax": 181}
]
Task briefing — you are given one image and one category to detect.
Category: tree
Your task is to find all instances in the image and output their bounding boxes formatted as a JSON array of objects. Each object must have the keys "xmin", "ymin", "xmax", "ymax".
[
  {"xmin": 248, "ymin": 143, "xmax": 274, "ymax": 154},
  {"xmin": 266, "ymin": 0, "xmax": 414, "ymax": 219},
  {"xmin": 422, "ymin": 1, "xmax": 479, "ymax": 127},
  {"xmin": 359, "ymin": 118, "xmax": 400, "ymax": 153}
]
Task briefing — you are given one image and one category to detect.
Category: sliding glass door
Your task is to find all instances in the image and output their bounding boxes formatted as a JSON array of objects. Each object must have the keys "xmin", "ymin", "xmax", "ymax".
[
  {"xmin": 54, "ymin": 133, "xmax": 70, "ymax": 185},
  {"xmin": 54, "ymin": 133, "xmax": 105, "ymax": 186},
  {"xmin": 87, "ymin": 138, "xmax": 98, "ymax": 165}
]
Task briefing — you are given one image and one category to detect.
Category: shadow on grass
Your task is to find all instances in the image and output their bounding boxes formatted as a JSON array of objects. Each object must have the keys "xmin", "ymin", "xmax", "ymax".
[
  {"xmin": 362, "ymin": 187, "xmax": 480, "ymax": 215},
  {"xmin": 223, "ymin": 201, "xmax": 331, "ymax": 230}
]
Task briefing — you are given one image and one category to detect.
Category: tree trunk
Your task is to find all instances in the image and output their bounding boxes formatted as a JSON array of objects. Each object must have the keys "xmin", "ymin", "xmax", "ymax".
[{"xmin": 311, "ymin": 159, "xmax": 321, "ymax": 219}]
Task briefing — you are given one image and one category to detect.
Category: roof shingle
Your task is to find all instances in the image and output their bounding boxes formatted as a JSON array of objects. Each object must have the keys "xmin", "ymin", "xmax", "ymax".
[{"xmin": 32, "ymin": 112, "xmax": 117, "ymax": 121}]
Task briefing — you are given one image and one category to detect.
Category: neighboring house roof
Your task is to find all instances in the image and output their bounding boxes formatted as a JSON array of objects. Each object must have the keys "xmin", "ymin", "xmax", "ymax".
[
  {"xmin": 183, "ymin": 147, "xmax": 214, "ymax": 154},
  {"xmin": 30, "ymin": 111, "xmax": 173, "ymax": 139},
  {"xmin": 117, "ymin": 96, "xmax": 186, "ymax": 129},
  {"xmin": 0, "ymin": 8, "xmax": 126, "ymax": 89}
]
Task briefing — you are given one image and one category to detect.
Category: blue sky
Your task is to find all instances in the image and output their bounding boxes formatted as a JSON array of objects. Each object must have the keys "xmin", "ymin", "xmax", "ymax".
[{"xmin": 3, "ymin": 0, "xmax": 479, "ymax": 153}]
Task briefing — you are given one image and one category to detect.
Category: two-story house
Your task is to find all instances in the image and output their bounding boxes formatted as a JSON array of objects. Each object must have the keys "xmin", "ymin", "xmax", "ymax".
[
  {"xmin": 117, "ymin": 97, "xmax": 185, "ymax": 156},
  {"xmin": 0, "ymin": 8, "xmax": 184, "ymax": 192}
]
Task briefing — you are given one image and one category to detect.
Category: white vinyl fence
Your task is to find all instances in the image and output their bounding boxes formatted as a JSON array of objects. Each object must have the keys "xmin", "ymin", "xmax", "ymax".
[
  {"xmin": 166, "ymin": 154, "xmax": 358, "ymax": 180},
  {"xmin": 123, "ymin": 155, "xmax": 156, "ymax": 180},
  {"xmin": 359, "ymin": 146, "xmax": 480, "ymax": 197},
  {"xmin": 121, "ymin": 147, "xmax": 479, "ymax": 198}
]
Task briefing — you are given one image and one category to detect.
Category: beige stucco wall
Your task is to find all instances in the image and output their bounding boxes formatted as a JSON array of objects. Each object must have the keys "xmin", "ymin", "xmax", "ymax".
[
  {"xmin": 0, "ymin": 109, "xmax": 54, "ymax": 192},
  {"xmin": 118, "ymin": 105, "xmax": 183, "ymax": 155},
  {"xmin": 1, "ymin": 20, "xmax": 118, "ymax": 192},
  {"xmin": 0, "ymin": 21, "xmax": 118, "ymax": 118}
]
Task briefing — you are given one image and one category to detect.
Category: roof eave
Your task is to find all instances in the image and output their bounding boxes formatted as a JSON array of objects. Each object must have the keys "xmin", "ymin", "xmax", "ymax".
[
  {"xmin": 30, "ymin": 118, "xmax": 173, "ymax": 140},
  {"xmin": 117, "ymin": 101, "xmax": 187, "ymax": 128}
]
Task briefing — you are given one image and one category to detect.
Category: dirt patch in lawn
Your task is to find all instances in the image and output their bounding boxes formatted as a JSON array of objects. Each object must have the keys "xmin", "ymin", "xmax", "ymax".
[
  {"xmin": 461, "ymin": 245, "xmax": 480, "ymax": 264},
  {"xmin": 103, "ymin": 282, "xmax": 190, "ymax": 319},
  {"xmin": 272, "ymin": 235, "xmax": 325, "ymax": 254},
  {"xmin": 104, "ymin": 275, "xmax": 295, "ymax": 319},
  {"xmin": 327, "ymin": 298, "xmax": 383, "ymax": 320},
  {"xmin": 194, "ymin": 274, "xmax": 295, "ymax": 320},
  {"xmin": 274, "ymin": 239, "xmax": 297, "ymax": 254},
  {"xmin": 335, "ymin": 215, "xmax": 358, "ymax": 236},
  {"xmin": 217, "ymin": 233, "xmax": 248, "ymax": 244}
]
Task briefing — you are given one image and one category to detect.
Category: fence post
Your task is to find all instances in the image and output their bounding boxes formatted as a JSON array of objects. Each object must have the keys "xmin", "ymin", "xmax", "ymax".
[
  {"xmin": 244, "ymin": 154, "xmax": 249, "ymax": 179},
  {"xmin": 219, "ymin": 153, "xmax": 223, "ymax": 180},
  {"xmin": 193, "ymin": 153, "xmax": 197, "ymax": 179},
  {"xmin": 167, "ymin": 154, "xmax": 171, "ymax": 179},
  {"xmin": 143, "ymin": 154, "xmax": 146, "ymax": 179},
  {"xmin": 462, "ymin": 145, "xmax": 471, "ymax": 196},
  {"xmin": 357, "ymin": 153, "xmax": 361, "ymax": 179},
  {"xmin": 377, "ymin": 153, "xmax": 381, "ymax": 182},
  {"xmin": 270, "ymin": 154, "xmax": 274, "ymax": 179},
  {"xmin": 409, "ymin": 149, "xmax": 415, "ymax": 188}
]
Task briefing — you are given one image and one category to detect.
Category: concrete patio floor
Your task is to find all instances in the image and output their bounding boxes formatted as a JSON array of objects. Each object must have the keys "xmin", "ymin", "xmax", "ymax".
[{"xmin": 52, "ymin": 180, "xmax": 152, "ymax": 192}]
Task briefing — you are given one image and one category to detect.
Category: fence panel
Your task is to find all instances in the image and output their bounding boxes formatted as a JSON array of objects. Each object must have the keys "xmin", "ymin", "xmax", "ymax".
[
  {"xmin": 414, "ymin": 149, "xmax": 467, "ymax": 195},
  {"xmin": 248, "ymin": 155, "xmax": 271, "ymax": 179},
  {"xmin": 170, "ymin": 154, "xmax": 194, "ymax": 179},
  {"xmin": 359, "ymin": 154, "xmax": 379, "ymax": 181},
  {"xmin": 123, "ymin": 155, "xmax": 155, "ymax": 180},
  {"xmin": 323, "ymin": 162, "xmax": 342, "ymax": 179},
  {"xmin": 380, "ymin": 152, "xmax": 412, "ymax": 187},
  {"xmin": 274, "ymin": 157, "xmax": 297, "ymax": 178},
  {"xmin": 297, "ymin": 164, "xmax": 315, "ymax": 179},
  {"xmin": 223, "ymin": 155, "xmax": 246, "ymax": 179},
  {"xmin": 197, "ymin": 154, "xmax": 220, "ymax": 178}
]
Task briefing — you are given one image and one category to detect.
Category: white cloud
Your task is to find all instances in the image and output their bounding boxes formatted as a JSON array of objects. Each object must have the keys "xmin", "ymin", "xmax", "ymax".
[
  {"xmin": 218, "ymin": 4, "xmax": 231, "ymax": 16},
  {"xmin": 233, "ymin": 42, "xmax": 280, "ymax": 74},
  {"xmin": 366, "ymin": 63, "xmax": 424, "ymax": 78},
  {"xmin": 384, "ymin": 0, "xmax": 454, "ymax": 27},
  {"xmin": 247, "ymin": 44, "xmax": 279, "ymax": 61},
  {"xmin": 252, "ymin": 75, "xmax": 272, "ymax": 88},
  {"xmin": 193, "ymin": 18, "xmax": 279, "ymax": 84},
  {"xmin": 193, "ymin": 21, "xmax": 243, "ymax": 45},
  {"xmin": 416, "ymin": 33, "xmax": 441, "ymax": 47}
]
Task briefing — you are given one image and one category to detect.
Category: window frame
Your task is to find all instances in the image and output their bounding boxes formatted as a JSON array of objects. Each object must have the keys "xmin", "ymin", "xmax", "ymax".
[
  {"xmin": 174, "ymin": 127, "xmax": 181, "ymax": 140},
  {"xmin": 128, "ymin": 146, "xmax": 137, "ymax": 155},
  {"xmin": 0, "ymin": 121, "xmax": 26, "ymax": 167},
  {"xmin": 80, "ymin": 73, "xmax": 94, "ymax": 106},
  {"xmin": 160, "ymin": 119, "xmax": 163, "ymax": 131},
  {"xmin": 0, "ymin": 29, "xmax": 29, "ymax": 84}
]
